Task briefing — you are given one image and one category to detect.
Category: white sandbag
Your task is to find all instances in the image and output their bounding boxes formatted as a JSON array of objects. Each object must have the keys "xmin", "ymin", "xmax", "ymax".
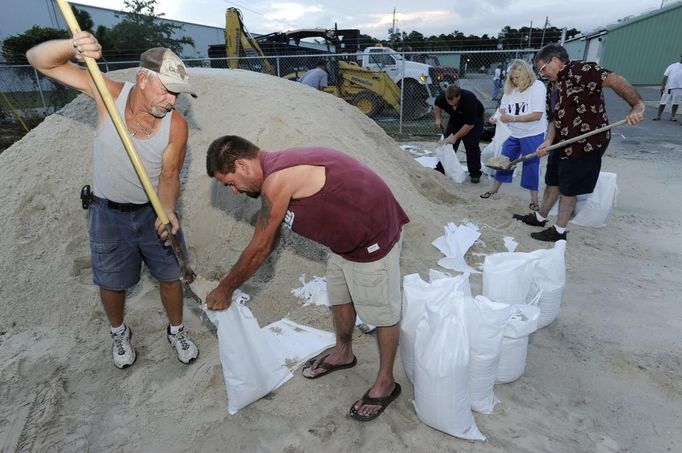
[
  {"xmin": 400, "ymin": 273, "xmax": 466, "ymax": 383},
  {"xmin": 462, "ymin": 295, "xmax": 512, "ymax": 414},
  {"xmin": 496, "ymin": 304, "xmax": 540, "ymax": 384},
  {"xmin": 481, "ymin": 114, "xmax": 512, "ymax": 177},
  {"xmin": 205, "ymin": 292, "xmax": 293, "ymax": 415},
  {"xmin": 435, "ymin": 143, "xmax": 467, "ymax": 183},
  {"xmin": 428, "ymin": 269, "xmax": 472, "ymax": 297},
  {"xmin": 482, "ymin": 252, "xmax": 539, "ymax": 305},
  {"xmin": 571, "ymin": 172, "xmax": 618, "ymax": 227},
  {"xmin": 529, "ymin": 240, "xmax": 567, "ymax": 328},
  {"xmin": 413, "ymin": 291, "xmax": 485, "ymax": 441}
]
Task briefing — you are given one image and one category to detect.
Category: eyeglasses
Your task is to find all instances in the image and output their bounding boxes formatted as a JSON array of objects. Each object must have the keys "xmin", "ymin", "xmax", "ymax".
[{"xmin": 538, "ymin": 58, "xmax": 552, "ymax": 75}]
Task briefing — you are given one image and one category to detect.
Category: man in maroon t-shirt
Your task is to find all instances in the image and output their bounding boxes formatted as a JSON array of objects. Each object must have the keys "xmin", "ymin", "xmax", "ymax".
[
  {"xmin": 204, "ymin": 135, "xmax": 409, "ymax": 422},
  {"xmin": 513, "ymin": 44, "xmax": 644, "ymax": 241}
]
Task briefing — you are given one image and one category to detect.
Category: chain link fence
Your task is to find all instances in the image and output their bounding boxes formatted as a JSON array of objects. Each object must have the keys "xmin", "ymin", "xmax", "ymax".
[{"xmin": 1, "ymin": 49, "xmax": 538, "ymax": 151}]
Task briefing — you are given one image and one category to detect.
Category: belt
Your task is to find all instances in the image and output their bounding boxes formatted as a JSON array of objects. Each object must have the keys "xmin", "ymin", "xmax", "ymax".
[{"xmin": 91, "ymin": 195, "xmax": 151, "ymax": 212}]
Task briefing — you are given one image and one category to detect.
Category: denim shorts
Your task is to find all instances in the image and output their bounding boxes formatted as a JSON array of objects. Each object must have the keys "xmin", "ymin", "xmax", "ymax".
[
  {"xmin": 326, "ymin": 233, "xmax": 403, "ymax": 327},
  {"xmin": 88, "ymin": 198, "xmax": 185, "ymax": 290}
]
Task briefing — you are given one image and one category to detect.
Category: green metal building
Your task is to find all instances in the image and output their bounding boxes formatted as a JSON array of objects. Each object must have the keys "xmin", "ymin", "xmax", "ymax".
[{"xmin": 563, "ymin": 1, "xmax": 682, "ymax": 85}]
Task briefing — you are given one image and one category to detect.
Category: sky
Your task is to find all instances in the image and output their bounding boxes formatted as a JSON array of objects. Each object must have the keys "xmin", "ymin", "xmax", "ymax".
[{"xmin": 73, "ymin": 0, "xmax": 671, "ymax": 39}]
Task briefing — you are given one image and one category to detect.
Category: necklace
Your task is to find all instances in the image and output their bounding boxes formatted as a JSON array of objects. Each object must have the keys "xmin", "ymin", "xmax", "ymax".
[{"xmin": 126, "ymin": 105, "xmax": 156, "ymax": 139}]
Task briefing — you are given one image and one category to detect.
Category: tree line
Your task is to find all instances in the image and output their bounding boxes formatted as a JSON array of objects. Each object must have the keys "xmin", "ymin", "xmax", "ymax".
[{"xmin": 1, "ymin": 0, "xmax": 581, "ymax": 65}]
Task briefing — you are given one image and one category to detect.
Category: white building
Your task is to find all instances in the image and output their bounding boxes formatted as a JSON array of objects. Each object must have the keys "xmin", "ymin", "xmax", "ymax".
[{"xmin": 0, "ymin": 0, "xmax": 225, "ymax": 60}]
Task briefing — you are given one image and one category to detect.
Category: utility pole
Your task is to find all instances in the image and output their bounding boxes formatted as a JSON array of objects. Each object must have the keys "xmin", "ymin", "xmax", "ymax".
[
  {"xmin": 540, "ymin": 16, "xmax": 548, "ymax": 47},
  {"xmin": 390, "ymin": 8, "xmax": 397, "ymax": 48},
  {"xmin": 528, "ymin": 20, "xmax": 533, "ymax": 48}
]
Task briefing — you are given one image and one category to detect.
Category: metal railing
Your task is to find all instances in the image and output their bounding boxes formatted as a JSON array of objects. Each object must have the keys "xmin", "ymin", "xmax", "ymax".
[{"xmin": 1, "ymin": 49, "xmax": 538, "ymax": 138}]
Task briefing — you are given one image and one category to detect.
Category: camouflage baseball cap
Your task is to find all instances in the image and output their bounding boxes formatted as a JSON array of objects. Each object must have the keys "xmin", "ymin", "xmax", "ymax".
[{"xmin": 139, "ymin": 47, "xmax": 197, "ymax": 98}]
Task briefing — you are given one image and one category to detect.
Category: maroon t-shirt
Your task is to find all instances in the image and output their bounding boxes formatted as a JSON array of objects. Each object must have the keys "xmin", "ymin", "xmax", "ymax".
[
  {"xmin": 259, "ymin": 147, "xmax": 409, "ymax": 263},
  {"xmin": 548, "ymin": 61, "xmax": 611, "ymax": 159}
]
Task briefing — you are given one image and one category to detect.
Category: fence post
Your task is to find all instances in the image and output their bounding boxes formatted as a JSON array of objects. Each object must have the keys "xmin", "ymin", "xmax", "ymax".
[
  {"xmin": 399, "ymin": 51, "xmax": 405, "ymax": 135},
  {"xmin": 276, "ymin": 56, "xmax": 281, "ymax": 77},
  {"xmin": 34, "ymin": 67, "xmax": 48, "ymax": 116}
]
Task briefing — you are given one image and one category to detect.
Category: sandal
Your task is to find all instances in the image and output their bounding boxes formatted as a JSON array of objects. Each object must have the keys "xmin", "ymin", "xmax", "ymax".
[
  {"xmin": 480, "ymin": 191, "xmax": 496, "ymax": 199},
  {"xmin": 301, "ymin": 354, "xmax": 357, "ymax": 379},
  {"xmin": 349, "ymin": 383, "xmax": 402, "ymax": 422},
  {"xmin": 529, "ymin": 202, "xmax": 540, "ymax": 211}
]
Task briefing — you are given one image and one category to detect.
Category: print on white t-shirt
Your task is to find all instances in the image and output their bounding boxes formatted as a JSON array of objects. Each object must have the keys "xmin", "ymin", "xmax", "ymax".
[{"xmin": 500, "ymin": 80, "xmax": 548, "ymax": 138}]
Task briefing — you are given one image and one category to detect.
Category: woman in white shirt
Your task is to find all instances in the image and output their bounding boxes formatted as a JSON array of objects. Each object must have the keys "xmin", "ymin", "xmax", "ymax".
[{"xmin": 481, "ymin": 59, "xmax": 547, "ymax": 211}]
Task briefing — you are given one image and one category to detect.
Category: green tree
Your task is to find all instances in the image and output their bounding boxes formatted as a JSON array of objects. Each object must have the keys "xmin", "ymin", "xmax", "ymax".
[
  {"xmin": 1, "ymin": 6, "xmax": 92, "ymax": 64},
  {"xmin": 100, "ymin": 0, "xmax": 194, "ymax": 61},
  {"xmin": 1, "ymin": 26, "xmax": 69, "ymax": 64}
]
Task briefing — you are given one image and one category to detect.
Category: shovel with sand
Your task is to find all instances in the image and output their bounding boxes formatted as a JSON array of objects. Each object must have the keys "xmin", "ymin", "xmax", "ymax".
[
  {"xmin": 486, "ymin": 119, "xmax": 628, "ymax": 171},
  {"xmin": 55, "ymin": 0, "xmax": 216, "ymax": 332}
]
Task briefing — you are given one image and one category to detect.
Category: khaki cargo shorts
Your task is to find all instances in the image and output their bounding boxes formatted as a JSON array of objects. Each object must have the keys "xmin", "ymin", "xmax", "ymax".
[{"xmin": 326, "ymin": 233, "xmax": 403, "ymax": 327}]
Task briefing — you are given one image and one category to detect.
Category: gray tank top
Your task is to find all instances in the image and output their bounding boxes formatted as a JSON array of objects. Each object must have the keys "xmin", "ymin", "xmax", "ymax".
[{"xmin": 93, "ymin": 82, "xmax": 172, "ymax": 203}]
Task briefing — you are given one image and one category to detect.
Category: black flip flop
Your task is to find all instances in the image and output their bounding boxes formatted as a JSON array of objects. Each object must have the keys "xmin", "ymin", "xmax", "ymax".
[
  {"xmin": 301, "ymin": 354, "xmax": 357, "ymax": 379},
  {"xmin": 349, "ymin": 382, "xmax": 402, "ymax": 422}
]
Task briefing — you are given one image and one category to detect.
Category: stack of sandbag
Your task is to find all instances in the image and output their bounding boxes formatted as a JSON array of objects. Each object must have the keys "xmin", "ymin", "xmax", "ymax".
[
  {"xmin": 529, "ymin": 240, "xmax": 567, "ymax": 329},
  {"xmin": 402, "ymin": 272, "xmax": 485, "ymax": 441},
  {"xmin": 496, "ymin": 304, "xmax": 541, "ymax": 384}
]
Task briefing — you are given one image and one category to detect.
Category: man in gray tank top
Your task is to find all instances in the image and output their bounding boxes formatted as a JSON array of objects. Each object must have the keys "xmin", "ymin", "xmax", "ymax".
[
  {"xmin": 27, "ymin": 32, "xmax": 199, "ymax": 369},
  {"xmin": 205, "ymin": 135, "xmax": 409, "ymax": 422}
]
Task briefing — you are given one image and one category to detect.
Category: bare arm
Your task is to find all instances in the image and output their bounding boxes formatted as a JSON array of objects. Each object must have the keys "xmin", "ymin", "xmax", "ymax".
[
  {"xmin": 536, "ymin": 122, "xmax": 557, "ymax": 157},
  {"xmin": 155, "ymin": 111, "xmax": 189, "ymax": 238},
  {"xmin": 206, "ymin": 171, "xmax": 295, "ymax": 310},
  {"xmin": 499, "ymin": 110, "xmax": 543, "ymax": 123},
  {"xmin": 26, "ymin": 31, "xmax": 120, "ymax": 121},
  {"xmin": 603, "ymin": 72, "xmax": 645, "ymax": 125},
  {"xmin": 660, "ymin": 75, "xmax": 668, "ymax": 93},
  {"xmin": 445, "ymin": 124, "xmax": 474, "ymax": 144},
  {"xmin": 434, "ymin": 104, "xmax": 444, "ymax": 129}
]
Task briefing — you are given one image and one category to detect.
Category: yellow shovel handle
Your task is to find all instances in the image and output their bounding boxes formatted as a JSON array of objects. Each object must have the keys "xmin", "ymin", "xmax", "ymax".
[{"xmin": 55, "ymin": 0, "xmax": 169, "ymax": 226}]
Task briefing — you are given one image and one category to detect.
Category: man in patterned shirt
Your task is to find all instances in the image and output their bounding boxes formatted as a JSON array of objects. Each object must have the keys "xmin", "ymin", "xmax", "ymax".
[{"xmin": 513, "ymin": 44, "xmax": 644, "ymax": 241}]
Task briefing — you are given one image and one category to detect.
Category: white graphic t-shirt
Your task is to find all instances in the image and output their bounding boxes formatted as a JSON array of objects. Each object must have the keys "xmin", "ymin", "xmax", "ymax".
[{"xmin": 500, "ymin": 80, "xmax": 547, "ymax": 138}]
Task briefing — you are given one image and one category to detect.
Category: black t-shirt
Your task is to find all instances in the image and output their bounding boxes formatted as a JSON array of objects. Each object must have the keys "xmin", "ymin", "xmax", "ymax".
[{"xmin": 435, "ymin": 89, "xmax": 484, "ymax": 125}]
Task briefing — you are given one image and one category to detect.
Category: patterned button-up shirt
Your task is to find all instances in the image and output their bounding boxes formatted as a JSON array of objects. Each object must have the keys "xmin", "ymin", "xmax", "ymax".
[{"xmin": 546, "ymin": 61, "xmax": 611, "ymax": 159}]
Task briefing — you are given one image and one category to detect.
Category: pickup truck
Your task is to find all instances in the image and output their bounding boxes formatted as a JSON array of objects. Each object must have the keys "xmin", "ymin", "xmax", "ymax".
[{"xmin": 358, "ymin": 47, "xmax": 439, "ymax": 119}]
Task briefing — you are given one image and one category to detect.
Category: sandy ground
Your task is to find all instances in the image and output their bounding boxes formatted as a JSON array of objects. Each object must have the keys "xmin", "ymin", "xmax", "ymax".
[{"xmin": 0, "ymin": 68, "xmax": 680, "ymax": 453}]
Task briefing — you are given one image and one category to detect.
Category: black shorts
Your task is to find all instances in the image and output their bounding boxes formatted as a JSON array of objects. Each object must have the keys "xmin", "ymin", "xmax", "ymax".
[{"xmin": 545, "ymin": 143, "xmax": 608, "ymax": 196}]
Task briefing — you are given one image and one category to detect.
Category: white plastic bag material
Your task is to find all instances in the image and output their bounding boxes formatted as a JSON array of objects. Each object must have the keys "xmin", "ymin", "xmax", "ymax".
[
  {"xmin": 529, "ymin": 240, "xmax": 567, "ymax": 328},
  {"xmin": 400, "ymin": 273, "xmax": 466, "ymax": 383},
  {"xmin": 571, "ymin": 172, "xmax": 618, "ymax": 227},
  {"xmin": 205, "ymin": 293, "xmax": 294, "ymax": 415},
  {"xmin": 462, "ymin": 295, "xmax": 512, "ymax": 414},
  {"xmin": 481, "ymin": 115, "xmax": 512, "ymax": 177},
  {"xmin": 496, "ymin": 304, "xmax": 540, "ymax": 384},
  {"xmin": 262, "ymin": 318, "xmax": 336, "ymax": 371},
  {"xmin": 432, "ymin": 222, "xmax": 481, "ymax": 274},
  {"xmin": 428, "ymin": 269, "xmax": 472, "ymax": 297},
  {"xmin": 413, "ymin": 290, "xmax": 485, "ymax": 441},
  {"xmin": 435, "ymin": 143, "xmax": 467, "ymax": 183},
  {"xmin": 482, "ymin": 252, "xmax": 539, "ymax": 305}
]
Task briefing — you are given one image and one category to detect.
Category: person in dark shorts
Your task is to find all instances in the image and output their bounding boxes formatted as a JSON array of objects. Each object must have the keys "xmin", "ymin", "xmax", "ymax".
[
  {"xmin": 434, "ymin": 84, "xmax": 485, "ymax": 183},
  {"xmin": 205, "ymin": 136, "xmax": 409, "ymax": 422},
  {"xmin": 512, "ymin": 44, "xmax": 645, "ymax": 241}
]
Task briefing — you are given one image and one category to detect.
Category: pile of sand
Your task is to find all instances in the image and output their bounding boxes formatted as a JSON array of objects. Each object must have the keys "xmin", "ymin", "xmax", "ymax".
[{"xmin": 1, "ymin": 68, "xmax": 680, "ymax": 452}]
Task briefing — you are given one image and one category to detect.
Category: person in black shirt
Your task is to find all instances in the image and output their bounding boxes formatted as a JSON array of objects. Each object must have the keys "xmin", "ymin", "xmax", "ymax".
[{"xmin": 434, "ymin": 84, "xmax": 485, "ymax": 183}]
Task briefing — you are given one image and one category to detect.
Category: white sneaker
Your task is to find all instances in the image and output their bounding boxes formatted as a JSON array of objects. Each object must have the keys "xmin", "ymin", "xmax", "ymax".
[
  {"xmin": 111, "ymin": 326, "xmax": 136, "ymax": 369},
  {"xmin": 167, "ymin": 327, "xmax": 199, "ymax": 364}
]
